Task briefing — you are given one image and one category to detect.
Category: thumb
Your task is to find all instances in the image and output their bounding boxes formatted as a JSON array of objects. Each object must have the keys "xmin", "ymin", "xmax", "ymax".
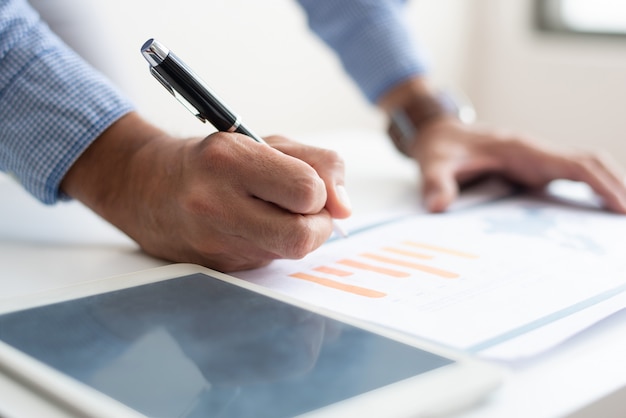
[
  {"xmin": 327, "ymin": 182, "xmax": 352, "ymax": 219},
  {"xmin": 421, "ymin": 163, "xmax": 459, "ymax": 213}
]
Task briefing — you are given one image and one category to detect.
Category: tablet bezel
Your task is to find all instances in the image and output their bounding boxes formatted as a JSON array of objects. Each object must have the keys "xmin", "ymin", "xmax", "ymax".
[{"xmin": 0, "ymin": 264, "xmax": 504, "ymax": 418}]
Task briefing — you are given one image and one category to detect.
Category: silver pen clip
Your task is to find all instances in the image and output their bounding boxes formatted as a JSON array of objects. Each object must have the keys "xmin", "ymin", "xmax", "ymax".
[{"xmin": 149, "ymin": 67, "xmax": 207, "ymax": 123}]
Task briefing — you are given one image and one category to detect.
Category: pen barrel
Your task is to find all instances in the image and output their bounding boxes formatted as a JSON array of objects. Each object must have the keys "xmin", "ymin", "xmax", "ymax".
[{"xmin": 157, "ymin": 53, "xmax": 239, "ymax": 132}]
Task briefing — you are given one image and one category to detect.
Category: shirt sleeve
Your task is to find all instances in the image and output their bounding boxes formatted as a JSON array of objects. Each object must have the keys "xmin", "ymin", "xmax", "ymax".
[
  {"xmin": 295, "ymin": 0, "xmax": 429, "ymax": 104},
  {"xmin": 0, "ymin": 0, "xmax": 134, "ymax": 204}
]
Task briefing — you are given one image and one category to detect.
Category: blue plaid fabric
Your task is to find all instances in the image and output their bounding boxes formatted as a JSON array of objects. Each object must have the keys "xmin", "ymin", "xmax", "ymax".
[
  {"xmin": 0, "ymin": 0, "xmax": 133, "ymax": 204},
  {"xmin": 297, "ymin": 0, "xmax": 427, "ymax": 103}
]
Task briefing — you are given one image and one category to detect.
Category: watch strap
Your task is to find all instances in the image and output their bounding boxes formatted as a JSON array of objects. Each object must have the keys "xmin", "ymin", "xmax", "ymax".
[
  {"xmin": 387, "ymin": 94, "xmax": 447, "ymax": 156},
  {"xmin": 387, "ymin": 91, "xmax": 475, "ymax": 157}
]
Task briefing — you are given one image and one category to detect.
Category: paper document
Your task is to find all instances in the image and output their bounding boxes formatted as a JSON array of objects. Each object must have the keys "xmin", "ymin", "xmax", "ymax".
[{"xmin": 235, "ymin": 189, "xmax": 626, "ymax": 360}]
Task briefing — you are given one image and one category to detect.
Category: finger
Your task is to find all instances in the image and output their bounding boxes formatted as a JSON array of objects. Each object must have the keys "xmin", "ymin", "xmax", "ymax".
[
  {"xmin": 179, "ymin": 181, "xmax": 334, "ymax": 271},
  {"xmin": 499, "ymin": 139, "xmax": 626, "ymax": 213},
  {"xmin": 209, "ymin": 133, "xmax": 328, "ymax": 215},
  {"xmin": 267, "ymin": 136, "xmax": 352, "ymax": 219},
  {"xmin": 299, "ymin": 149, "xmax": 352, "ymax": 219},
  {"xmin": 222, "ymin": 197, "xmax": 335, "ymax": 260},
  {"xmin": 558, "ymin": 152, "xmax": 626, "ymax": 213},
  {"xmin": 420, "ymin": 161, "xmax": 460, "ymax": 213}
]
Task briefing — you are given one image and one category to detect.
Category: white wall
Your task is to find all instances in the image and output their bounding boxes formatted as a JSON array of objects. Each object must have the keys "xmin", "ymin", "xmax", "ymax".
[{"xmin": 468, "ymin": 0, "xmax": 626, "ymax": 164}]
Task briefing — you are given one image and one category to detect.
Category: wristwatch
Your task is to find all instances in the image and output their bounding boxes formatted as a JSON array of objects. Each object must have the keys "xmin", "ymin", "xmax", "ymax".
[{"xmin": 387, "ymin": 91, "xmax": 476, "ymax": 156}]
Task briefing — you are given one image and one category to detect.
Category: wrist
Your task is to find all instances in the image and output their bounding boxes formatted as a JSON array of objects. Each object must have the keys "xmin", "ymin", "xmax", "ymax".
[
  {"xmin": 380, "ymin": 79, "xmax": 476, "ymax": 157},
  {"xmin": 60, "ymin": 113, "xmax": 173, "ymax": 234},
  {"xmin": 387, "ymin": 94, "xmax": 450, "ymax": 156}
]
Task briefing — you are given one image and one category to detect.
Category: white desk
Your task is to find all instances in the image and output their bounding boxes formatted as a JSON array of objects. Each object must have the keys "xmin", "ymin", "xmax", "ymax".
[{"xmin": 2, "ymin": 131, "xmax": 626, "ymax": 418}]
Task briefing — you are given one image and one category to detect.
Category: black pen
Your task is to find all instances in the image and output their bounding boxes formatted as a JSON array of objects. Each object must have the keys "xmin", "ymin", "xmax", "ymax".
[
  {"xmin": 141, "ymin": 38, "xmax": 265, "ymax": 143},
  {"xmin": 140, "ymin": 38, "xmax": 347, "ymax": 237}
]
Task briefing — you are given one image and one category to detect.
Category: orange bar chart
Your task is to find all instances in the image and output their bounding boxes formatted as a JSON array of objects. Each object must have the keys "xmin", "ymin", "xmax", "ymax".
[
  {"xmin": 360, "ymin": 253, "xmax": 459, "ymax": 279},
  {"xmin": 287, "ymin": 240, "xmax": 478, "ymax": 298},
  {"xmin": 313, "ymin": 266, "xmax": 353, "ymax": 277},
  {"xmin": 289, "ymin": 272, "xmax": 386, "ymax": 298},
  {"xmin": 337, "ymin": 259, "xmax": 410, "ymax": 278},
  {"xmin": 382, "ymin": 247, "xmax": 433, "ymax": 260},
  {"xmin": 403, "ymin": 241, "xmax": 479, "ymax": 259}
]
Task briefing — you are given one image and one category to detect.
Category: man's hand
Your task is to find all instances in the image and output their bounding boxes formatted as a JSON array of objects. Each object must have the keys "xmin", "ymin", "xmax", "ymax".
[
  {"xmin": 410, "ymin": 117, "xmax": 626, "ymax": 214},
  {"xmin": 61, "ymin": 113, "xmax": 351, "ymax": 272},
  {"xmin": 380, "ymin": 78, "xmax": 626, "ymax": 215}
]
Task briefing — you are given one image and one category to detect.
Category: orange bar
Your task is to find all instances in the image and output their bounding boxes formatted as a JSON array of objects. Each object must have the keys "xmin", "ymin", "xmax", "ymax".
[
  {"xmin": 337, "ymin": 259, "xmax": 410, "ymax": 278},
  {"xmin": 361, "ymin": 253, "xmax": 459, "ymax": 279},
  {"xmin": 289, "ymin": 272, "xmax": 386, "ymax": 298},
  {"xmin": 313, "ymin": 266, "xmax": 353, "ymax": 277},
  {"xmin": 383, "ymin": 246, "xmax": 433, "ymax": 260},
  {"xmin": 403, "ymin": 241, "xmax": 479, "ymax": 259}
]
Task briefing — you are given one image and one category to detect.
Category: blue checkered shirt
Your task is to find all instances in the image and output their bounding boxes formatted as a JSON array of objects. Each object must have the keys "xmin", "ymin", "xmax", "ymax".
[
  {"xmin": 0, "ymin": 0, "xmax": 134, "ymax": 204},
  {"xmin": 297, "ymin": 0, "xmax": 427, "ymax": 103}
]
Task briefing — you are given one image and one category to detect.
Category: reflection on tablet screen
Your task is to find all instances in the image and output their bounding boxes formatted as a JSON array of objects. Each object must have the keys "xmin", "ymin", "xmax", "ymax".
[{"xmin": 0, "ymin": 273, "xmax": 453, "ymax": 417}]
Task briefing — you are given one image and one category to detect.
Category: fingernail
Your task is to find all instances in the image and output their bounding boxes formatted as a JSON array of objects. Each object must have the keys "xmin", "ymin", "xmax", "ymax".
[{"xmin": 336, "ymin": 184, "xmax": 352, "ymax": 211}]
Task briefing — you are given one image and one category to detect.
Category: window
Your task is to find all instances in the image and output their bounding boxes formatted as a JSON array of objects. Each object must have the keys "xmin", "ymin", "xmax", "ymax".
[{"xmin": 536, "ymin": 0, "xmax": 626, "ymax": 36}]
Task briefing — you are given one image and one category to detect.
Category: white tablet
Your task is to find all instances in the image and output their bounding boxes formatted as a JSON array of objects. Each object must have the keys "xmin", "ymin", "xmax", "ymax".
[{"xmin": 0, "ymin": 264, "xmax": 503, "ymax": 418}]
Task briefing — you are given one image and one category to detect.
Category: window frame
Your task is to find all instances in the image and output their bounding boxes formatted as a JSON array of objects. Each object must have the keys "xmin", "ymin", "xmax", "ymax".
[{"xmin": 535, "ymin": 0, "xmax": 626, "ymax": 37}]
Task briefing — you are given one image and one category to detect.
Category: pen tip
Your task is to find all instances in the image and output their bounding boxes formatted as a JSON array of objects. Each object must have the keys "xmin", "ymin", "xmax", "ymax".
[{"xmin": 333, "ymin": 220, "xmax": 349, "ymax": 238}]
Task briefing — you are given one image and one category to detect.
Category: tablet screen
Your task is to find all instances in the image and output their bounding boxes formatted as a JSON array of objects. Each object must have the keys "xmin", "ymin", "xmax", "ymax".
[{"xmin": 0, "ymin": 273, "xmax": 453, "ymax": 417}]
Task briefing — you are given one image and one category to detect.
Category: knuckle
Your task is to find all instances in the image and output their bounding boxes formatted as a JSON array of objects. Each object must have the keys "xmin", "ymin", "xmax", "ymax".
[
  {"xmin": 195, "ymin": 133, "xmax": 257, "ymax": 187},
  {"xmin": 282, "ymin": 218, "xmax": 320, "ymax": 259},
  {"xmin": 290, "ymin": 172, "xmax": 325, "ymax": 213},
  {"xmin": 264, "ymin": 134, "xmax": 288, "ymax": 146},
  {"xmin": 318, "ymin": 148, "xmax": 346, "ymax": 172},
  {"xmin": 319, "ymin": 147, "xmax": 342, "ymax": 164},
  {"xmin": 198, "ymin": 132, "xmax": 241, "ymax": 168}
]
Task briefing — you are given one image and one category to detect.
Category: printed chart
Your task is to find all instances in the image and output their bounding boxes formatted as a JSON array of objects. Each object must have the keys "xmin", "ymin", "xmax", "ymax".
[
  {"xmin": 236, "ymin": 197, "xmax": 626, "ymax": 359},
  {"xmin": 289, "ymin": 241, "xmax": 478, "ymax": 298}
]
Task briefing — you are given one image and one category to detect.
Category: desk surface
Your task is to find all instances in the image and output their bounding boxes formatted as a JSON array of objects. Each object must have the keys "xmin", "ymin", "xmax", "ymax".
[{"xmin": 1, "ymin": 131, "xmax": 626, "ymax": 418}]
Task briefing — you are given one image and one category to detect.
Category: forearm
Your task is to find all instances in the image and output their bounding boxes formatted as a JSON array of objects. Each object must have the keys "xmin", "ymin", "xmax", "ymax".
[
  {"xmin": 296, "ymin": 0, "xmax": 427, "ymax": 104},
  {"xmin": 296, "ymin": 0, "xmax": 451, "ymax": 155}
]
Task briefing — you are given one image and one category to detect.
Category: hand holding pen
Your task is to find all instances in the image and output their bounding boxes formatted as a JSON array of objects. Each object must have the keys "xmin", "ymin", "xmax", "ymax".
[
  {"xmin": 135, "ymin": 39, "xmax": 350, "ymax": 266},
  {"xmin": 61, "ymin": 40, "xmax": 352, "ymax": 273}
]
